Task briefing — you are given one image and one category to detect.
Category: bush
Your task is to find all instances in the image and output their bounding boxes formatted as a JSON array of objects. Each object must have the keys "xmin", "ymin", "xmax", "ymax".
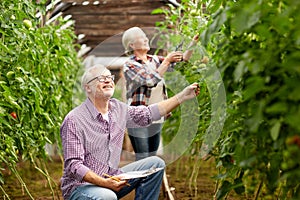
[
  {"xmin": 0, "ymin": 0, "xmax": 81, "ymax": 198},
  {"xmin": 155, "ymin": 0, "xmax": 300, "ymax": 199}
]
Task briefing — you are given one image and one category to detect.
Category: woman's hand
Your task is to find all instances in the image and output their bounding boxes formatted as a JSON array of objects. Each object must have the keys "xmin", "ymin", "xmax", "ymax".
[
  {"xmin": 192, "ymin": 34, "xmax": 199, "ymax": 43},
  {"xmin": 158, "ymin": 51, "xmax": 183, "ymax": 76},
  {"xmin": 183, "ymin": 34, "xmax": 199, "ymax": 61},
  {"xmin": 187, "ymin": 34, "xmax": 199, "ymax": 49},
  {"xmin": 165, "ymin": 51, "xmax": 183, "ymax": 63}
]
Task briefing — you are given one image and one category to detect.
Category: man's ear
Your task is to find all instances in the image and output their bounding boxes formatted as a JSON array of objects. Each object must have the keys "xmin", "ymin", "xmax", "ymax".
[{"xmin": 85, "ymin": 85, "xmax": 92, "ymax": 93}]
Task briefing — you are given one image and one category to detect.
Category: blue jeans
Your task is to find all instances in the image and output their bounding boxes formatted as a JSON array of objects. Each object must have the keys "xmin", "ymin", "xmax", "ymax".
[
  {"xmin": 127, "ymin": 123, "xmax": 162, "ymax": 160},
  {"xmin": 69, "ymin": 156, "xmax": 165, "ymax": 200}
]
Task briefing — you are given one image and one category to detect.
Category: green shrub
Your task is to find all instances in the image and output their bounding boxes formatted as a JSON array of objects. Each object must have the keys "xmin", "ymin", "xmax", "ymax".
[{"xmin": 0, "ymin": 0, "xmax": 81, "ymax": 197}]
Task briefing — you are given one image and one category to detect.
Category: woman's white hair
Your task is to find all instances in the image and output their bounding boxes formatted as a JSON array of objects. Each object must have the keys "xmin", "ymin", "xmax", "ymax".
[
  {"xmin": 122, "ymin": 27, "xmax": 145, "ymax": 54},
  {"xmin": 81, "ymin": 64, "xmax": 108, "ymax": 89}
]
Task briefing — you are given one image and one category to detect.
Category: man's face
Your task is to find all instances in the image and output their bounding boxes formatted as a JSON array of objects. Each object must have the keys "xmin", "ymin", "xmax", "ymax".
[
  {"xmin": 131, "ymin": 33, "xmax": 150, "ymax": 51},
  {"xmin": 90, "ymin": 70, "xmax": 115, "ymax": 99}
]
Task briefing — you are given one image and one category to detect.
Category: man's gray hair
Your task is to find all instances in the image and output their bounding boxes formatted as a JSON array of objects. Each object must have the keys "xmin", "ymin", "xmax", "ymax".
[{"xmin": 81, "ymin": 64, "xmax": 108, "ymax": 89}]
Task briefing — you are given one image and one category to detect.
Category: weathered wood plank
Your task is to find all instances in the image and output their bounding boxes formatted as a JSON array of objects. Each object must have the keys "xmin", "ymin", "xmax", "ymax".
[
  {"xmin": 72, "ymin": 15, "xmax": 163, "ymax": 25},
  {"xmin": 73, "ymin": 23, "xmax": 153, "ymax": 30}
]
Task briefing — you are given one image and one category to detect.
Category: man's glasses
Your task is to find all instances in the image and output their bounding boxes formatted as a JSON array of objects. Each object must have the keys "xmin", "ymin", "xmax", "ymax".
[{"xmin": 87, "ymin": 75, "xmax": 115, "ymax": 84}]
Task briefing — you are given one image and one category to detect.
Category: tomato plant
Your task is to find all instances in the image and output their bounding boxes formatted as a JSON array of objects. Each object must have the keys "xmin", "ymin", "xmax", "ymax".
[
  {"xmin": 155, "ymin": 0, "xmax": 300, "ymax": 199},
  {"xmin": 0, "ymin": 0, "xmax": 81, "ymax": 198}
]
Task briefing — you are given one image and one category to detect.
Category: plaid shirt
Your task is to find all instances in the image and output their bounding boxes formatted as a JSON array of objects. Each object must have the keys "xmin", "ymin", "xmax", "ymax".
[
  {"xmin": 60, "ymin": 98, "xmax": 161, "ymax": 199},
  {"xmin": 123, "ymin": 54, "xmax": 172, "ymax": 106}
]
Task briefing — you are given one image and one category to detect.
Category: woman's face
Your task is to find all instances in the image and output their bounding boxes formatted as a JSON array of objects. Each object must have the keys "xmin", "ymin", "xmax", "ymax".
[{"xmin": 130, "ymin": 33, "xmax": 150, "ymax": 52}]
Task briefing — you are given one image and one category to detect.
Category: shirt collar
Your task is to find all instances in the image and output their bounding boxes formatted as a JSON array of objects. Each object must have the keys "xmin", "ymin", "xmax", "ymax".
[
  {"xmin": 132, "ymin": 54, "xmax": 153, "ymax": 63},
  {"xmin": 85, "ymin": 98, "xmax": 99, "ymax": 120},
  {"xmin": 85, "ymin": 98, "xmax": 116, "ymax": 120}
]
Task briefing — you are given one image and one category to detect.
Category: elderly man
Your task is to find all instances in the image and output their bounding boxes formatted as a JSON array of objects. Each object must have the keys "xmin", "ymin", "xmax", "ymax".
[{"xmin": 60, "ymin": 64, "xmax": 200, "ymax": 200}]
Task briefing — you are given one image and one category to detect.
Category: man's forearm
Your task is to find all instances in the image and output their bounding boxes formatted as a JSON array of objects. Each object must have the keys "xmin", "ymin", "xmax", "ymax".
[
  {"xmin": 157, "ymin": 83, "xmax": 199, "ymax": 116},
  {"xmin": 83, "ymin": 170, "xmax": 107, "ymax": 187},
  {"xmin": 83, "ymin": 170, "xmax": 128, "ymax": 192},
  {"xmin": 157, "ymin": 95, "xmax": 180, "ymax": 116}
]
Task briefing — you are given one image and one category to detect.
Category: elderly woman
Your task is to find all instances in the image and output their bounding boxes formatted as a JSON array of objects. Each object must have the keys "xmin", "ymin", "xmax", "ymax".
[{"xmin": 122, "ymin": 27, "xmax": 198, "ymax": 160}]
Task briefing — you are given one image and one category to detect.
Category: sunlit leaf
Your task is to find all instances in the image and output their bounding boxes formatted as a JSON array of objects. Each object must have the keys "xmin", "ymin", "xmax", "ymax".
[{"xmin": 270, "ymin": 120, "xmax": 281, "ymax": 141}]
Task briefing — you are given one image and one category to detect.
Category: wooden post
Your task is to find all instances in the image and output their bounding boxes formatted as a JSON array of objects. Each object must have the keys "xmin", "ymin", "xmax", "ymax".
[{"xmin": 162, "ymin": 171, "xmax": 176, "ymax": 200}]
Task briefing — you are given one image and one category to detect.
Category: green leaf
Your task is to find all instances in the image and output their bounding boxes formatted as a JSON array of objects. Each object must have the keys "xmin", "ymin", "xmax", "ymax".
[
  {"xmin": 270, "ymin": 120, "xmax": 281, "ymax": 141},
  {"xmin": 288, "ymin": 87, "xmax": 300, "ymax": 101},
  {"xmin": 28, "ymin": 77, "xmax": 42, "ymax": 93},
  {"xmin": 230, "ymin": 2, "xmax": 260, "ymax": 34},
  {"xmin": 0, "ymin": 116, "xmax": 12, "ymax": 130},
  {"xmin": 255, "ymin": 24, "xmax": 273, "ymax": 40},
  {"xmin": 243, "ymin": 76, "xmax": 265, "ymax": 101},
  {"xmin": 265, "ymin": 102, "xmax": 288, "ymax": 114},
  {"xmin": 233, "ymin": 177, "xmax": 245, "ymax": 194},
  {"xmin": 42, "ymin": 112, "xmax": 54, "ymax": 126},
  {"xmin": 3, "ymin": 93, "xmax": 21, "ymax": 110},
  {"xmin": 201, "ymin": 8, "xmax": 227, "ymax": 46},
  {"xmin": 234, "ymin": 60, "xmax": 246, "ymax": 82},
  {"xmin": 151, "ymin": 8, "xmax": 165, "ymax": 15},
  {"xmin": 207, "ymin": 0, "xmax": 223, "ymax": 14},
  {"xmin": 15, "ymin": 77, "xmax": 25, "ymax": 84},
  {"xmin": 286, "ymin": 108, "xmax": 300, "ymax": 132},
  {"xmin": 216, "ymin": 180, "xmax": 232, "ymax": 199},
  {"xmin": 246, "ymin": 100, "xmax": 265, "ymax": 133}
]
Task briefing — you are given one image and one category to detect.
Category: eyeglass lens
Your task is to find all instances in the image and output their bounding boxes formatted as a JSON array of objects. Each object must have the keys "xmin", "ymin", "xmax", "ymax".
[{"xmin": 98, "ymin": 75, "xmax": 114, "ymax": 82}]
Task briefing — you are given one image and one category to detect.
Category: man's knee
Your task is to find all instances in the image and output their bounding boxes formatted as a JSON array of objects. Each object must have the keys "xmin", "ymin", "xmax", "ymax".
[
  {"xmin": 102, "ymin": 190, "xmax": 118, "ymax": 200},
  {"xmin": 149, "ymin": 156, "xmax": 165, "ymax": 168}
]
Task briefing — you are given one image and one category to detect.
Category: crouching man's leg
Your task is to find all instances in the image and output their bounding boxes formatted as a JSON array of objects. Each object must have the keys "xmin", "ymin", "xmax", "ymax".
[
  {"xmin": 117, "ymin": 156, "xmax": 165, "ymax": 200},
  {"xmin": 69, "ymin": 184, "xmax": 118, "ymax": 200}
]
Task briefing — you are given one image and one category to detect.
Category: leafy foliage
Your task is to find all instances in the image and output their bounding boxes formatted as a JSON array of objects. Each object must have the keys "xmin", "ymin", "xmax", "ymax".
[
  {"xmin": 0, "ymin": 0, "xmax": 81, "ymax": 198},
  {"xmin": 155, "ymin": 0, "xmax": 300, "ymax": 199}
]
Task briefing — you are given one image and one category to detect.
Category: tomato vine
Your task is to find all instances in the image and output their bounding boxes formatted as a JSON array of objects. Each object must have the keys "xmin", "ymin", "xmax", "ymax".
[
  {"xmin": 0, "ymin": 0, "xmax": 81, "ymax": 198},
  {"xmin": 155, "ymin": 0, "xmax": 300, "ymax": 199}
]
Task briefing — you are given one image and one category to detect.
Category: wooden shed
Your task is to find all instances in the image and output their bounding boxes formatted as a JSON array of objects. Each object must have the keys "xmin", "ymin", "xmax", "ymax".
[
  {"xmin": 49, "ymin": 0, "xmax": 179, "ymax": 58},
  {"xmin": 47, "ymin": 0, "xmax": 180, "ymax": 95}
]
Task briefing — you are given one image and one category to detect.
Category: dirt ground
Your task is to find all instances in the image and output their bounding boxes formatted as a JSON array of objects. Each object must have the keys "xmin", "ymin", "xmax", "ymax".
[{"xmin": 0, "ymin": 154, "xmax": 241, "ymax": 200}]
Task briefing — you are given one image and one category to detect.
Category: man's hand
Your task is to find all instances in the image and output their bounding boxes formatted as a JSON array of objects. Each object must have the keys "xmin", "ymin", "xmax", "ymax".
[
  {"xmin": 105, "ymin": 176, "xmax": 129, "ymax": 192},
  {"xmin": 176, "ymin": 83, "xmax": 200, "ymax": 104},
  {"xmin": 83, "ymin": 171, "xmax": 129, "ymax": 192},
  {"xmin": 157, "ymin": 83, "xmax": 200, "ymax": 117}
]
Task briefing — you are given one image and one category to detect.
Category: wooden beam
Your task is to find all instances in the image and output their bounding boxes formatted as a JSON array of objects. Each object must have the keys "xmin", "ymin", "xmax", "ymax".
[{"xmin": 62, "ymin": 3, "xmax": 167, "ymax": 17}]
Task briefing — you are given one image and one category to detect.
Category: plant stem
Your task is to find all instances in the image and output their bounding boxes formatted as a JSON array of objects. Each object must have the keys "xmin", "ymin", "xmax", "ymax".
[
  {"xmin": 0, "ymin": 185, "xmax": 11, "ymax": 200},
  {"xmin": 33, "ymin": 158, "xmax": 60, "ymax": 200},
  {"xmin": 254, "ymin": 180, "xmax": 263, "ymax": 200},
  {"xmin": 10, "ymin": 165, "xmax": 34, "ymax": 199}
]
